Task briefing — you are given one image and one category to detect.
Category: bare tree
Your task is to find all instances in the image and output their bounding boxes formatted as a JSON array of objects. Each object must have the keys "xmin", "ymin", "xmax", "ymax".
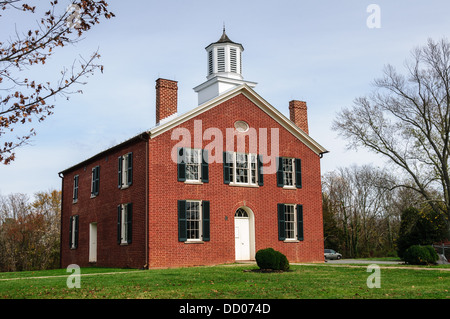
[
  {"xmin": 322, "ymin": 165, "xmax": 399, "ymax": 257},
  {"xmin": 333, "ymin": 38, "xmax": 450, "ymax": 228},
  {"xmin": 0, "ymin": 0, "xmax": 114, "ymax": 164}
]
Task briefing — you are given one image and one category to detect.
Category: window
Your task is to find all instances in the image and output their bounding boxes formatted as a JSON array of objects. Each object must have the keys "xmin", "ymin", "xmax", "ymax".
[
  {"xmin": 178, "ymin": 200, "xmax": 210, "ymax": 242},
  {"xmin": 118, "ymin": 152, "xmax": 133, "ymax": 188},
  {"xmin": 177, "ymin": 147, "xmax": 208, "ymax": 183},
  {"xmin": 91, "ymin": 166, "xmax": 100, "ymax": 197},
  {"xmin": 69, "ymin": 215, "xmax": 79, "ymax": 249},
  {"xmin": 223, "ymin": 152, "xmax": 263, "ymax": 186},
  {"xmin": 235, "ymin": 208, "xmax": 248, "ymax": 218},
  {"xmin": 73, "ymin": 175, "xmax": 79, "ymax": 203},
  {"xmin": 284, "ymin": 204, "xmax": 296, "ymax": 239},
  {"xmin": 117, "ymin": 203, "xmax": 132, "ymax": 244},
  {"xmin": 277, "ymin": 157, "xmax": 302, "ymax": 188},
  {"xmin": 277, "ymin": 204, "xmax": 303, "ymax": 241},
  {"xmin": 282, "ymin": 158, "xmax": 294, "ymax": 186}
]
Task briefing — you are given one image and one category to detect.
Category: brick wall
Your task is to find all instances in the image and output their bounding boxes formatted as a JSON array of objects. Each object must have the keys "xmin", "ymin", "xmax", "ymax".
[
  {"xmin": 148, "ymin": 93, "xmax": 324, "ymax": 268},
  {"xmin": 60, "ymin": 137, "xmax": 148, "ymax": 269}
]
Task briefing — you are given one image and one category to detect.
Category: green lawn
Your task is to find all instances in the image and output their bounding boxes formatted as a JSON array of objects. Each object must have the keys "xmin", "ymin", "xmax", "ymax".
[{"xmin": 0, "ymin": 263, "xmax": 448, "ymax": 299}]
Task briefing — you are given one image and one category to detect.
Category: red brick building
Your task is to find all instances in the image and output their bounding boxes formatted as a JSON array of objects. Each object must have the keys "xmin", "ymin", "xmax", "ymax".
[{"xmin": 59, "ymin": 30, "xmax": 328, "ymax": 269}]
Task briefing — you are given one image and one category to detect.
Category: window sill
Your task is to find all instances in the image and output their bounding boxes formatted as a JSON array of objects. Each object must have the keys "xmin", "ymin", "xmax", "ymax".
[
  {"xmin": 185, "ymin": 180, "xmax": 203, "ymax": 185},
  {"xmin": 283, "ymin": 239, "xmax": 300, "ymax": 243},
  {"xmin": 72, "ymin": 199, "xmax": 78, "ymax": 204},
  {"xmin": 90, "ymin": 194, "xmax": 98, "ymax": 199},
  {"xmin": 119, "ymin": 184, "xmax": 130, "ymax": 190},
  {"xmin": 228, "ymin": 183, "xmax": 259, "ymax": 188},
  {"xmin": 184, "ymin": 240, "xmax": 205, "ymax": 244},
  {"xmin": 282, "ymin": 185, "xmax": 296, "ymax": 190}
]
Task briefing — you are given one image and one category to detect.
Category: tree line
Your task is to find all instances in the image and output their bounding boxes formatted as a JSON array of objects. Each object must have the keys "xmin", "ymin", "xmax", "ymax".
[
  {"xmin": 322, "ymin": 165, "xmax": 448, "ymax": 258},
  {"xmin": 0, "ymin": 190, "xmax": 60, "ymax": 272}
]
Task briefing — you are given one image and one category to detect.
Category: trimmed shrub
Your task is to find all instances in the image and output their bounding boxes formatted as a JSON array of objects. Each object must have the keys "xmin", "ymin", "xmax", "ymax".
[
  {"xmin": 255, "ymin": 248, "xmax": 289, "ymax": 271},
  {"xmin": 403, "ymin": 245, "xmax": 438, "ymax": 265}
]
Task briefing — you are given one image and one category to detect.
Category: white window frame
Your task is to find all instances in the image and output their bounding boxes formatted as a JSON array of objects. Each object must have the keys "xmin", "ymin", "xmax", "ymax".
[
  {"xmin": 70, "ymin": 215, "xmax": 78, "ymax": 249},
  {"xmin": 284, "ymin": 204, "xmax": 298, "ymax": 241},
  {"xmin": 186, "ymin": 200, "xmax": 203, "ymax": 242},
  {"xmin": 185, "ymin": 148, "xmax": 202, "ymax": 183},
  {"xmin": 119, "ymin": 203, "xmax": 131, "ymax": 245},
  {"xmin": 282, "ymin": 157, "xmax": 295, "ymax": 188},
  {"xmin": 229, "ymin": 152, "xmax": 258, "ymax": 186},
  {"xmin": 119, "ymin": 153, "xmax": 132, "ymax": 189}
]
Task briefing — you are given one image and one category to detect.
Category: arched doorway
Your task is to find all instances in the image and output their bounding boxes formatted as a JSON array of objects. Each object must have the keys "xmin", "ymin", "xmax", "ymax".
[{"xmin": 234, "ymin": 207, "xmax": 255, "ymax": 260}]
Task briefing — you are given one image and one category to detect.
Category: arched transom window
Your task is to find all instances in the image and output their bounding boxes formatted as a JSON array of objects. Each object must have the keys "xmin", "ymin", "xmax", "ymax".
[{"xmin": 235, "ymin": 208, "xmax": 248, "ymax": 218}]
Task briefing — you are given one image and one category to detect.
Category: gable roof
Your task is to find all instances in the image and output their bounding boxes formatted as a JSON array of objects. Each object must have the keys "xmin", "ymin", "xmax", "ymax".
[
  {"xmin": 150, "ymin": 84, "xmax": 328, "ymax": 156},
  {"xmin": 59, "ymin": 84, "xmax": 328, "ymax": 175}
]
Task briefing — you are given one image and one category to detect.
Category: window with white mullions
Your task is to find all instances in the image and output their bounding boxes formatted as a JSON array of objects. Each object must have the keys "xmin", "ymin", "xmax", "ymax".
[
  {"xmin": 185, "ymin": 148, "xmax": 201, "ymax": 181},
  {"xmin": 228, "ymin": 152, "xmax": 258, "ymax": 186},
  {"xmin": 177, "ymin": 147, "xmax": 209, "ymax": 183},
  {"xmin": 186, "ymin": 200, "xmax": 201, "ymax": 241},
  {"xmin": 282, "ymin": 158, "xmax": 294, "ymax": 186},
  {"xmin": 284, "ymin": 204, "xmax": 296, "ymax": 240}
]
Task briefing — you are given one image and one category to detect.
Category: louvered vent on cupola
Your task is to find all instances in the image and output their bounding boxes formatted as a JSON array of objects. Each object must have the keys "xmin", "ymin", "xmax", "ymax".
[
  {"xmin": 208, "ymin": 50, "xmax": 213, "ymax": 75},
  {"xmin": 230, "ymin": 47, "xmax": 237, "ymax": 73},
  {"xmin": 217, "ymin": 47, "xmax": 225, "ymax": 72}
]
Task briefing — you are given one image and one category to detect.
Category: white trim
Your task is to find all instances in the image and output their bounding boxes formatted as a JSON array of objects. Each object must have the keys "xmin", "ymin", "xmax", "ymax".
[
  {"xmin": 149, "ymin": 84, "xmax": 328, "ymax": 156},
  {"xmin": 185, "ymin": 200, "xmax": 203, "ymax": 242},
  {"xmin": 184, "ymin": 148, "xmax": 202, "ymax": 183}
]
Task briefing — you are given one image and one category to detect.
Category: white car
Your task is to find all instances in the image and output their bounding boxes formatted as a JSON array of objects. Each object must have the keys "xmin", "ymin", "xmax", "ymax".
[{"xmin": 324, "ymin": 249, "xmax": 342, "ymax": 260}]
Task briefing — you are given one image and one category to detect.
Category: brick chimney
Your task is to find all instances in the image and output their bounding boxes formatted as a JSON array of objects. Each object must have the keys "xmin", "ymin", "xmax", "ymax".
[
  {"xmin": 289, "ymin": 100, "xmax": 308, "ymax": 134},
  {"xmin": 156, "ymin": 78, "xmax": 178, "ymax": 124}
]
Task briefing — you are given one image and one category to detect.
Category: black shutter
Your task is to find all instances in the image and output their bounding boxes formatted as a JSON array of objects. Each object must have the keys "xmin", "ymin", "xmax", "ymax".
[
  {"xmin": 91, "ymin": 168, "xmax": 95, "ymax": 195},
  {"xmin": 295, "ymin": 158, "xmax": 302, "ymax": 189},
  {"xmin": 223, "ymin": 152, "xmax": 231, "ymax": 184},
  {"xmin": 297, "ymin": 204, "xmax": 304, "ymax": 241},
  {"xmin": 69, "ymin": 216, "xmax": 73, "ymax": 248},
  {"xmin": 127, "ymin": 153, "xmax": 133, "ymax": 186},
  {"xmin": 276, "ymin": 157, "xmax": 284, "ymax": 187},
  {"xmin": 73, "ymin": 175, "xmax": 78, "ymax": 201},
  {"xmin": 201, "ymin": 149, "xmax": 209, "ymax": 183},
  {"xmin": 178, "ymin": 200, "xmax": 187, "ymax": 242},
  {"xmin": 127, "ymin": 203, "xmax": 133, "ymax": 244},
  {"xmin": 118, "ymin": 156, "xmax": 123, "ymax": 188},
  {"xmin": 74, "ymin": 215, "xmax": 79, "ymax": 248},
  {"xmin": 92, "ymin": 166, "xmax": 100, "ymax": 196},
  {"xmin": 277, "ymin": 204, "xmax": 286, "ymax": 241},
  {"xmin": 177, "ymin": 148, "xmax": 186, "ymax": 182},
  {"xmin": 202, "ymin": 201, "xmax": 210, "ymax": 241},
  {"xmin": 117, "ymin": 205, "xmax": 122, "ymax": 244},
  {"xmin": 257, "ymin": 154, "xmax": 264, "ymax": 186}
]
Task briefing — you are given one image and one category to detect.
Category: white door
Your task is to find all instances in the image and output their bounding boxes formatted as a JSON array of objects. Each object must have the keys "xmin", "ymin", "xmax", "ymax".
[
  {"xmin": 89, "ymin": 223, "xmax": 97, "ymax": 263},
  {"xmin": 235, "ymin": 218, "xmax": 250, "ymax": 260}
]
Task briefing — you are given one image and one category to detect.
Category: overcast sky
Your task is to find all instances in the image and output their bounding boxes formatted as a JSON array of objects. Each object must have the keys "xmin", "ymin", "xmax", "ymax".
[{"xmin": 1, "ymin": 0, "xmax": 450, "ymax": 197}]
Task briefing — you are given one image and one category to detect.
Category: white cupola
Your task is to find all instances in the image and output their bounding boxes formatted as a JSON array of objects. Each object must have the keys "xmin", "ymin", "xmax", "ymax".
[{"xmin": 193, "ymin": 28, "xmax": 257, "ymax": 105}]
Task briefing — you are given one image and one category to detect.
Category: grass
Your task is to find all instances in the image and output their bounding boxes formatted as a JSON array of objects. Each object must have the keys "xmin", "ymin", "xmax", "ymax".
[{"xmin": 0, "ymin": 263, "xmax": 449, "ymax": 299}]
